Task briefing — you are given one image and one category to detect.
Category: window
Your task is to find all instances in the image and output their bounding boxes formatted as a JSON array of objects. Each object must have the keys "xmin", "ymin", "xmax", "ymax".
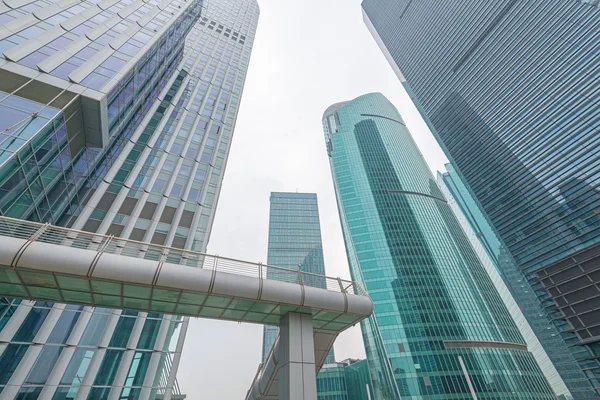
[
  {"xmin": 25, "ymin": 346, "xmax": 63, "ymax": 384},
  {"xmin": 47, "ymin": 311, "xmax": 81, "ymax": 344}
]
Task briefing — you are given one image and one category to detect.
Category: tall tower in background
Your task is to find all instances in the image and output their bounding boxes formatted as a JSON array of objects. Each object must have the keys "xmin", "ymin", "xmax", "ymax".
[
  {"xmin": 0, "ymin": 0, "xmax": 259, "ymax": 397},
  {"xmin": 323, "ymin": 92, "xmax": 555, "ymax": 399},
  {"xmin": 361, "ymin": 1, "xmax": 600, "ymax": 396},
  {"xmin": 262, "ymin": 192, "xmax": 335, "ymax": 364}
]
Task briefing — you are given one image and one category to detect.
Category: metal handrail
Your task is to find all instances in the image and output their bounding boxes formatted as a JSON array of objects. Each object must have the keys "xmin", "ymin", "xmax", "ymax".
[{"xmin": 0, "ymin": 216, "xmax": 368, "ymax": 297}]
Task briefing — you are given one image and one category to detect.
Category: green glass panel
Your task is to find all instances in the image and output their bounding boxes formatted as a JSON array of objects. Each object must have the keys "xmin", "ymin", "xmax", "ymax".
[
  {"xmin": 312, "ymin": 320, "xmax": 328, "ymax": 329},
  {"xmin": 28, "ymin": 286, "xmax": 62, "ymax": 300},
  {"xmin": 244, "ymin": 312, "xmax": 267, "ymax": 322},
  {"xmin": 322, "ymin": 322, "xmax": 346, "ymax": 331},
  {"xmin": 203, "ymin": 295, "xmax": 231, "ymax": 308},
  {"xmin": 228, "ymin": 299, "xmax": 254, "ymax": 311},
  {"xmin": 198, "ymin": 306, "xmax": 223, "ymax": 318},
  {"xmin": 250, "ymin": 302, "xmax": 276, "ymax": 313},
  {"xmin": 0, "ymin": 268, "xmax": 21, "ymax": 283},
  {"xmin": 175, "ymin": 304, "xmax": 200, "ymax": 315},
  {"xmin": 123, "ymin": 284, "xmax": 151, "ymax": 299},
  {"xmin": 91, "ymin": 280, "xmax": 121, "ymax": 295},
  {"xmin": 179, "ymin": 292, "xmax": 205, "ymax": 305},
  {"xmin": 314, "ymin": 311, "xmax": 339, "ymax": 321},
  {"xmin": 94, "ymin": 294, "xmax": 121, "ymax": 307},
  {"xmin": 220, "ymin": 309, "xmax": 246, "ymax": 320},
  {"xmin": 262, "ymin": 315, "xmax": 280, "ymax": 324},
  {"xmin": 123, "ymin": 298, "xmax": 149, "ymax": 310},
  {"xmin": 0, "ymin": 283, "xmax": 28, "ymax": 296},
  {"xmin": 19, "ymin": 270, "xmax": 56, "ymax": 287},
  {"xmin": 56, "ymin": 276, "xmax": 89, "ymax": 292},
  {"xmin": 150, "ymin": 300, "xmax": 175, "ymax": 313},
  {"xmin": 152, "ymin": 288, "xmax": 180, "ymax": 302},
  {"xmin": 62, "ymin": 290, "xmax": 92, "ymax": 303}
]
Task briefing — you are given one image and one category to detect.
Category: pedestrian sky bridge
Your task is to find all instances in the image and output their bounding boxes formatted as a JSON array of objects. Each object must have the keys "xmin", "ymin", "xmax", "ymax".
[{"xmin": 0, "ymin": 216, "xmax": 373, "ymax": 400}]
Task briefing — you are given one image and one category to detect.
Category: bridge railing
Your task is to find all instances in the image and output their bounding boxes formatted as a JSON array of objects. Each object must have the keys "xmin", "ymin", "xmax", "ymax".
[{"xmin": 0, "ymin": 216, "xmax": 368, "ymax": 297}]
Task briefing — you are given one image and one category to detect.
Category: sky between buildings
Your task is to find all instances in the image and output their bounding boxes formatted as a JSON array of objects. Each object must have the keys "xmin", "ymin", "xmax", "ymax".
[{"xmin": 177, "ymin": 0, "xmax": 449, "ymax": 397}]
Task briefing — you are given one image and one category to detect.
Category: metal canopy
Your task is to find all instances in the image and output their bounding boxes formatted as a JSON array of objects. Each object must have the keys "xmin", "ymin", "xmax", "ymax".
[{"xmin": 0, "ymin": 216, "xmax": 372, "ymax": 332}]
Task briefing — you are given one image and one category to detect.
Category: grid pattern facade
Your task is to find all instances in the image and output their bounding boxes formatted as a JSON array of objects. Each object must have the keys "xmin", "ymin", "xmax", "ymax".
[
  {"xmin": 323, "ymin": 93, "xmax": 555, "ymax": 399},
  {"xmin": 439, "ymin": 166, "xmax": 572, "ymax": 399},
  {"xmin": 316, "ymin": 359, "xmax": 373, "ymax": 400},
  {"xmin": 262, "ymin": 192, "xmax": 335, "ymax": 364},
  {"xmin": 361, "ymin": 0, "xmax": 600, "ymax": 396},
  {"xmin": 0, "ymin": 0, "xmax": 259, "ymax": 397}
]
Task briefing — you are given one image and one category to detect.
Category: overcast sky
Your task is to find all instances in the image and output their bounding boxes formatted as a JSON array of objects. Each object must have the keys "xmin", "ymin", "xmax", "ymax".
[{"xmin": 177, "ymin": 0, "xmax": 448, "ymax": 397}]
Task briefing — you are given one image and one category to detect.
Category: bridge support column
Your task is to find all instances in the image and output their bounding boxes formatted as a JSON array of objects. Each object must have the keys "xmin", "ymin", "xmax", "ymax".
[{"xmin": 279, "ymin": 312, "xmax": 318, "ymax": 400}]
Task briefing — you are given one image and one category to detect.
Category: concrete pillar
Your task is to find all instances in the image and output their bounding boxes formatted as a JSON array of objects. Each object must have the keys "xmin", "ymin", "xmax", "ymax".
[{"xmin": 279, "ymin": 312, "xmax": 317, "ymax": 400}]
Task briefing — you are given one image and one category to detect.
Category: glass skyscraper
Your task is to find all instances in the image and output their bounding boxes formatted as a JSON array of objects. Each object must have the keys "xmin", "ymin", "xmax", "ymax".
[
  {"xmin": 262, "ymin": 192, "xmax": 335, "ymax": 364},
  {"xmin": 317, "ymin": 359, "xmax": 373, "ymax": 400},
  {"xmin": 323, "ymin": 92, "xmax": 555, "ymax": 399},
  {"xmin": 0, "ymin": 0, "xmax": 259, "ymax": 397},
  {"xmin": 362, "ymin": 1, "xmax": 600, "ymax": 396},
  {"xmin": 438, "ymin": 166, "xmax": 572, "ymax": 399}
]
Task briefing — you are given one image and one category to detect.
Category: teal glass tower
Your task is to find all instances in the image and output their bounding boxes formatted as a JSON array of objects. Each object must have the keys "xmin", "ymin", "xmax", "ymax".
[
  {"xmin": 262, "ymin": 192, "xmax": 335, "ymax": 363},
  {"xmin": 323, "ymin": 92, "xmax": 555, "ymax": 399},
  {"xmin": 317, "ymin": 359, "xmax": 373, "ymax": 400}
]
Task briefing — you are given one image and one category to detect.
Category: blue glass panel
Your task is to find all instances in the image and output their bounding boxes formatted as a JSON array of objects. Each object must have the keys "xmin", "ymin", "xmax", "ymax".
[
  {"xmin": 60, "ymin": 348, "xmax": 94, "ymax": 385},
  {"xmin": 123, "ymin": 351, "xmax": 151, "ymax": 387},
  {"xmin": 16, "ymin": 387, "xmax": 42, "ymax": 399},
  {"xmin": 47, "ymin": 310, "xmax": 81, "ymax": 344},
  {"xmin": 93, "ymin": 349, "xmax": 124, "ymax": 386},
  {"xmin": 137, "ymin": 318, "xmax": 160, "ymax": 349},
  {"xmin": 24, "ymin": 345, "xmax": 63, "ymax": 384},
  {"xmin": 79, "ymin": 313, "xmax": 109, "ymax": 346},
  {"xmin": 13, "ymin": 307, "xmax": 50, "ymax": 342},
  {"xmin": 0, "ymin": 344, "xmax": 29, "ymax": 384},
  {"xmin": 109, "ymin": 316, "xmax": 135, "ymax": 348}
]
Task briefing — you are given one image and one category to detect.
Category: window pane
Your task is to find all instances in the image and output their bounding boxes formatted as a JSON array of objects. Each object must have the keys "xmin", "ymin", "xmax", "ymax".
[
  {"xmin": 52, "ymin": 386, "xmax": 79, "ymax": 400},
  {"xmin": 25, "ymin": 345, "xmax": 63, "ymax": 384},
  {"xmin": 79, "ymin": 313, "xmax": 110, "ymax": 346},
  {"xmin": 137, "ymin": 318, "xmax": 160, "ymax": 349},
  {"xmin": 87, "ymin": 387, "xmax": 111, "ymax": 399},
  {"xmin": 124, "ymin": 351, "xmax": 151, "ymax": 387},
  {"xmin": 109, "ymin": 316, "xmax": 135, "ymax": 348},
  {"xmin": 93, "ymin": 349, "xmax": 124, "ymax": 386},
  {"xmin": 16, "ymin": 387, "xmax": 42, "ymax": 399},
  {"xmin": 47, "ymin": 310, "xmax": 81, "ymax": 344},
  {"xmin": 13, "ymin": 307, "xmax": 50, "ymax": 342},
  {"xmin": 60, "ymin": 348, "xmax": 94, "ymax": 386},
  {"xmin": 0, "ymin": 344, "xmax": 29, "ymax": 384}
]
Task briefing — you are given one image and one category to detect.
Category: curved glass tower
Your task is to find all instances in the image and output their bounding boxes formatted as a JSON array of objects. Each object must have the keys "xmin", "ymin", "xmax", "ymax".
[{"xmin": 322, "ymin": 92, "xmax": 555, "ymax": 399}]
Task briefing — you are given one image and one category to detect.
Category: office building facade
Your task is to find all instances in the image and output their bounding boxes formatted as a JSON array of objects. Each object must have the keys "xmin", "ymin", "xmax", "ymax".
[
  {"xmin": 362, "ymin": 0, "xmax": 600, "ymax": 396},
  {"xmin": 0, "ymin": 0, "xmax": 259, "ymax": 397},
  {"xmin": 438, "ymin": 166, "xmax": 572, "ymax": 399},
  {"xmin": 317, "ymin": 359, "xmax": 372, "ymax": 400},
  {"xmin": 262, "ymin": 192, "xmax": 335, "ymax": 364},
  {"xmin": 323, "ymin": 92, "xmax": 555, "ymax": 399}
]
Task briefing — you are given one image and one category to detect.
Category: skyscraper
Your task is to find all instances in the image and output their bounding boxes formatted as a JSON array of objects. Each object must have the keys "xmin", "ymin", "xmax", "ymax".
[
  {"xmin": 317, "ymin": 359, "xmax": 373, "ymax": 400},
  {"xmin": 0, "ymin": 0, "xmax": 259, "ymax": 397},
  {"xmin": 362, "ymin": 1, "xmax": 600, "ymax": 396},
  {"xmin": 323, "ymin": 92, "xmax": 555, "ymax": 399},
  {"xmin": 262, "ymin": 192, "xmax": 335, "ymax": 364},
  {"xmin": 438, "ymin": 165, "xmax": 572, "ymax": 399}
]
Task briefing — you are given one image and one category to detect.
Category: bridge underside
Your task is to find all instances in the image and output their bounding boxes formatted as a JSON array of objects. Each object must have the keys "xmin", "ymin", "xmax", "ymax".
[
  {"xmin": 0, "ymin": 217, "xmax": 373, "ymax": 400},
  {"xmin": 0, "ymin": 235, "xmax": 371, "ymax": 332}
]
